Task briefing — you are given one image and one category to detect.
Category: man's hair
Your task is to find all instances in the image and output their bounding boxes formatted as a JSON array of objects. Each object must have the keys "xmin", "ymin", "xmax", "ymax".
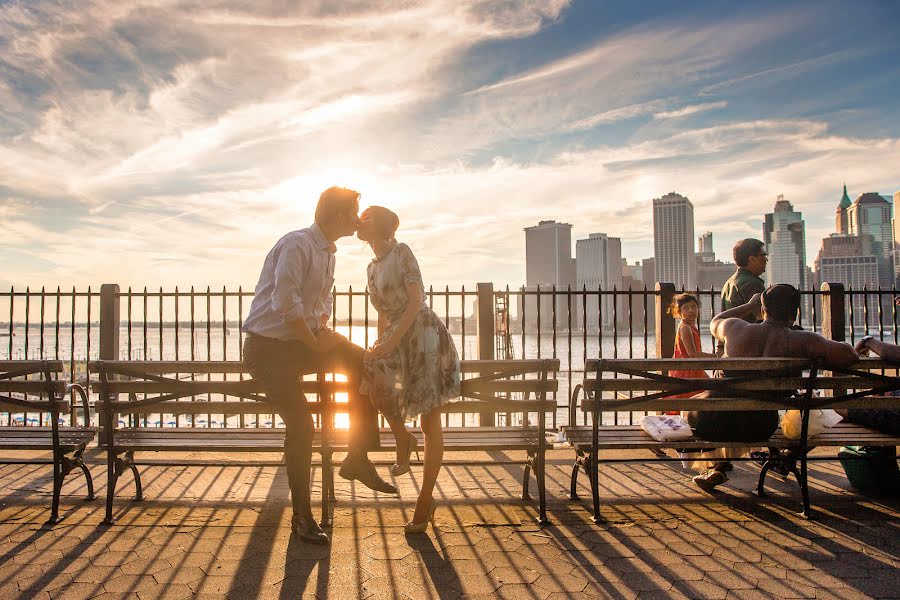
[
  {"xmin": 315, "ymin": 187, "xmax": 360, "ymax": 225},
  {"xmin": 733, "ymin": 238, "xmax": 765, "ymax": 267},
  {"xmin": 761, "ymin": 284, "xmax": 801, "ymax": 323}
]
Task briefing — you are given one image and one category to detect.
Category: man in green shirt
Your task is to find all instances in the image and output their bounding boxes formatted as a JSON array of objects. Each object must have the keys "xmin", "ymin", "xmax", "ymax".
[{"xmin": 718, "ymin": 239, "xmax": 767, "ymax": 355}]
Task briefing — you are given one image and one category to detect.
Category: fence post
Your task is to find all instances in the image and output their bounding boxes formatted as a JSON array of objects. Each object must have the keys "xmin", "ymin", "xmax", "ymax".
[
  {"xmin": 476, "ymin": 283, "xmax": 495, "ymax": 427},
  {"xmin": 655, "ymin": 282, "xmax": 676, "ymax": 358},
  {"xmin": 821, "ymin": 282, "xmax": 845, "ymax": 342},
  {"xmin": 99, "ymin": 284, "xmax": 119, "ymax": 444}
]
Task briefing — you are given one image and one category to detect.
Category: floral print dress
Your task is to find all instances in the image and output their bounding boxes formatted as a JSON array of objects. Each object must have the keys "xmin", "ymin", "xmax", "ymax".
[{"xmin": 360, "ymin": 243, "xmax": 460, "ymax": 420}]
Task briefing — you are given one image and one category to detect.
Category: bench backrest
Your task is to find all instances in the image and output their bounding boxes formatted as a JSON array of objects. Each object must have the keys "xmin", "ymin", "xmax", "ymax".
[
  {"xmin": 0, "ymin": 360, "xmax": 68, "ymax": 419},
  {"xmin": 579, "ymin": 357, "xmax": 900, "ymax": 414},
  {"xmin": 89, "ymin": 359, "xmax": 559, "ymax": 429}
]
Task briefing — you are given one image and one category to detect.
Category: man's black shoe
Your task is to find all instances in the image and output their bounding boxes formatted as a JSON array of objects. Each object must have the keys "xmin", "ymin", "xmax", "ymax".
[
  {"xmin": 339, "ymin": 456, "xmax": 398, "ymax": 494},
  {"xmin": 291, "ymin": 516, "xmax": 329, "ymax": 545}
]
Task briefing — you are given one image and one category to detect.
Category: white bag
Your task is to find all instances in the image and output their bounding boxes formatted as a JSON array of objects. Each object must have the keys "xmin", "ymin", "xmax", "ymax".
[
  {"xmin": 780, "ymin": 409, "xmax": 843, "ymax": 440},
  {"xmin": 640, "ymin": 415, "xmax": 694, "ymax": 442}
]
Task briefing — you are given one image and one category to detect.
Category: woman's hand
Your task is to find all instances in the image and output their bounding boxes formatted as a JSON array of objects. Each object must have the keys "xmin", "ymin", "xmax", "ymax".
[{"xmin": 366, "ymin": 338, "xmax": 398, "ymax": 359}]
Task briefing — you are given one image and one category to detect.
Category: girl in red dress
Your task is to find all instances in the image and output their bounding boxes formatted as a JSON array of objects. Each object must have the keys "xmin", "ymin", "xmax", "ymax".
[{"xmin": 667, "ymin": 294, "xmax": 716, "ymax": 402}]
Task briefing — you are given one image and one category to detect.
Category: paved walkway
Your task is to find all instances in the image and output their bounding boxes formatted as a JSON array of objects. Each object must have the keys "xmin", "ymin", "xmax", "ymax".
[{"xmin": 1, "ymin": 448, "xmax": 897, "ymax": 599}]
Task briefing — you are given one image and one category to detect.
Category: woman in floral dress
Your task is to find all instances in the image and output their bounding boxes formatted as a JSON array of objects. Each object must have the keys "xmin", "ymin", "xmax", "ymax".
[{"xmin": 357, "ymin": 206, "xmax": 460, "ymax": 533}]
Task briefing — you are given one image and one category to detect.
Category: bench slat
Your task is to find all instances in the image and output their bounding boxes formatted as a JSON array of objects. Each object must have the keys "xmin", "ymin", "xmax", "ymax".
[{"xmin": 582, "ymin": 396, "xmax": 900, "ymax": 412}]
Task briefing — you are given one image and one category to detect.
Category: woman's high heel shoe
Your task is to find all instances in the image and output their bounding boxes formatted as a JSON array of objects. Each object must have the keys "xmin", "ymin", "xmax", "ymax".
[
  {"xmin": 404, "ymin": 501, "xmax": 437, "ymax": 534},
  {"xmin": 390, "ymin": 431, "xmax": 419, "ymax": 476}
]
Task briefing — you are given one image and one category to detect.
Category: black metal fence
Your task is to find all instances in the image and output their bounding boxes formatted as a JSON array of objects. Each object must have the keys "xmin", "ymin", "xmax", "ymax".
[{"xmin": 2, "ymin": 282, "xmax": 896, "ymax": 429}]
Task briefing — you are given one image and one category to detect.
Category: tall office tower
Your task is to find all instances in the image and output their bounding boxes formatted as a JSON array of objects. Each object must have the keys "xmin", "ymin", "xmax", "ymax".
[
  {"xmin": 815, "ymin": 233, "xmax": 879, "ymax": 326},
  {"xmin": 847, "ymin": 193, "xmax": 894, "ymax": 286},
  {"xmin": 763, "ymin": 195, "xmax": 807, "ymax": 289},
  {"xmin": 522, "ymin": 220, "xmax": 575, "ymax": 330},
  {"xmin": 697, "ymin": 231, "xmax": 715, "ymax": 263},
  {"xmin": 653, "ymin": 192, "xmax": 696, "ymax": 289},
  {"xmin": 836, "ymin": 184, "xmax": 851, "ymax": 235},
  {"xmin": 893, "ymin": 191, "xmax": 900, "ymax": 284},
  {"xmin": 575, "ymin": 233, "xmax": 622, "ymax": 330}
]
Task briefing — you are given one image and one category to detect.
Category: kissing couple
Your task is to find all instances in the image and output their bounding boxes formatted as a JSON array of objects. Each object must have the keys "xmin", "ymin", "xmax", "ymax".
[{"xmin": 242, "ymin": 186, "xmax": 460, "ymax": 544}]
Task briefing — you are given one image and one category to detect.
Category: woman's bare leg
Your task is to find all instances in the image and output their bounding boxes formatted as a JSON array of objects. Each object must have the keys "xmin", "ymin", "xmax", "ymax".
[
  {"xmin": 412, "ymin": 407, "xmax": 443, "ymax": 523},
  {"xmin": 384, "ymin": 415, "xmax": 410, "ymax": 468}
]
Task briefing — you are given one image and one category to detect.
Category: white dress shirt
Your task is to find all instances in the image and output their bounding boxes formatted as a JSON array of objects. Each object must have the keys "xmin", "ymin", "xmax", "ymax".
[{"xmin": 243, "ymin": 223, "xmax": 336, "ymax": 341}]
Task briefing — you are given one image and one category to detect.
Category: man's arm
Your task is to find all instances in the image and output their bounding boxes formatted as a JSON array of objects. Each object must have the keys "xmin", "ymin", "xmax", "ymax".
[
  {"xmin": 710, "ymin": 294, "xmax": 762, "ymax": 342},
  {"xmin": 855, "ymin": 336, "xmax": 900, "ymax": 363},
  {"xmin": 790, "ymin": 331, "xmax": 858, "ymax": 369},
  {"xmin": 271, "ymin": 241, "xmax": 333, "ymax": 352}
]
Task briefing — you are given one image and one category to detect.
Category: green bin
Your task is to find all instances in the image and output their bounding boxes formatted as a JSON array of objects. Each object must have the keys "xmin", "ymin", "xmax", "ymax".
[{"xmin": 838, "ymin": 446, "xmax": 900, "ymax": 496}]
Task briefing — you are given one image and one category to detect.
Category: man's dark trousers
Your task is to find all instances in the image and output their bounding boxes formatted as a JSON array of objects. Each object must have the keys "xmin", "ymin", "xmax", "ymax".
[{"xmin": 242, "ymin": 333, "xmax": 380, "ymax": 518}]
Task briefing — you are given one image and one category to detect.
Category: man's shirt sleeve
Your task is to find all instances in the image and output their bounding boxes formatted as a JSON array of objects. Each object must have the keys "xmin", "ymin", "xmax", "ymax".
[{"xmin": 271, "ymin": 239, "xmax": 308, "ymax": 324}]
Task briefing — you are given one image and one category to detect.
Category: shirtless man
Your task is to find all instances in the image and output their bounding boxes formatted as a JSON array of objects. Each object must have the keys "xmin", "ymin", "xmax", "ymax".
[{"xmin": 690, "ymin": 284, "xmax": 858, "ymax": 491}]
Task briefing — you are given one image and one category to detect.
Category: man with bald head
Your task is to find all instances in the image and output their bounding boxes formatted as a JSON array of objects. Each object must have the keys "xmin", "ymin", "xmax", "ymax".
[{"xmin": 689, "ymin": 284, "xmax": 858, "ymax": 491}]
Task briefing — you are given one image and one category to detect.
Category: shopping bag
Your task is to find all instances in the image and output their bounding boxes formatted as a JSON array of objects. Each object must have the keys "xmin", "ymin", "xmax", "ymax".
[
  {"xmin": 640, "ymin": 415, "xmax": 694, "ymax": 442},
  {"xmin": 780, "ymin": 409, "xmax": 842, "ymax": 440}
]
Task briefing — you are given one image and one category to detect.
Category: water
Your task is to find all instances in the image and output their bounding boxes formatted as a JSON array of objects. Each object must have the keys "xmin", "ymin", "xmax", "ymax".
[{"xmin": 3, "ymin": 325, "xmax": 664, "ymax": 429}]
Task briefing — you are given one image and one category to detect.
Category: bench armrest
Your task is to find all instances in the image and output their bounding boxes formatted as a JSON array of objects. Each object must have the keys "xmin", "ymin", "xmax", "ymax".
[{"xmin": 65, "ymin": 383, "xmax": 92, "ymax": 427}]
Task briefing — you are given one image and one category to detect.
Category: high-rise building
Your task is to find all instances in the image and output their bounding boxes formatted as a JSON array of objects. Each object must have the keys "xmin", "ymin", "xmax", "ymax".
[
  {"xmin": 893, "ymin": 191, "xmax": 900, "ymax": 284},
  {"xmin": 697, "ymin": 232, "xmax": 715, "ymax": 263},
  {"xmin": 847, "ymin": 192, "xmax": 894, "ymax": 286},
  {"xmin": 522, "ymin": 220, "xmax": 575, "ymax": 329},
  {"xmin": 763, "ymin": 195, "xmax": 807, "ymax": 289},
  {"xmin": 653, "ymin": 192, "xmax": 696, "ymax": 289},
  {"xmin": 814, "ymin": 233, "xmax": 879, "ymax": 326},
  {"xmin": 836, "ymin": 184, "xmax": 851, "ymax": 235},
  {"xmin": 575, "ymin": 233, "xmax": 622, "ymax": 330}
]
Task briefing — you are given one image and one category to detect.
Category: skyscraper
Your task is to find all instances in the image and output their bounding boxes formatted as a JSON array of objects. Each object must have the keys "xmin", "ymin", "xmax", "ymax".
[
  {"xmin": 575, "ymin": 233, "xmax": 622, "ymax": 330},
  {"xmin": 815, "ymin": 233, "xmax": 879, "ymax": 326},
  {"xmin": 763, "ymin": 195, "xmax": 806, "ymax": 289},
  {"xmin": 847, "ymin": 192, "xmax": 894, "ymax": 286},
  {"xmin": 836, "ymin": 184, "xmax": 851, "ymax": 235},
  {"xmin": 522, "ymin": 220, "xmax": 575, "ymax": 329},
  {"xmin": 893, "ymin": 191, "xmax": 900, "ymax": 284},
  {"xmin": 652, "ymin": 192, "xmax": 696, "ymax": 289}
]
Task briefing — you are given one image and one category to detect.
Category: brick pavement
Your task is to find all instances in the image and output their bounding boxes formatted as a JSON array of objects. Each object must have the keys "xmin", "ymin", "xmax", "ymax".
[{"xmin": 0, "ymin": 449, "xmax": 897, "ymax": 599}]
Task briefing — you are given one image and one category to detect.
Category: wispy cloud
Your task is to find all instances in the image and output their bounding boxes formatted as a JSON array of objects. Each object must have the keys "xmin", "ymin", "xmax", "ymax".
[{"xmin": 654, "ymin": 101, "xmax": 727, "ymax": 120}]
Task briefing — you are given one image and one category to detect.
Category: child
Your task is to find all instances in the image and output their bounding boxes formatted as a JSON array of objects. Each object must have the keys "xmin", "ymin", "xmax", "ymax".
[{"xmin": 667, "ymin": 293, "xmax": 716, "ymax": 400}]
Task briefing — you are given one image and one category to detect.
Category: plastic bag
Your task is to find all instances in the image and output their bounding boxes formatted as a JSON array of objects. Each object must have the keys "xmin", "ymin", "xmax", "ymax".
[
  {"xmin": 780, "ymin": 409, "xmax": 842, "ymax": 440},
  {"xmin": 640, "ymin": 415, "xmax": 694, "ymax": 442}
]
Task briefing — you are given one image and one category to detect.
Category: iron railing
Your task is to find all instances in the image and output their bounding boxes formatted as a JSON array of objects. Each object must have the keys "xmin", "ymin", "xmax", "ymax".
[{"xmin": 2, "ymin": 283, "xmax": 897, "ymax": 429}]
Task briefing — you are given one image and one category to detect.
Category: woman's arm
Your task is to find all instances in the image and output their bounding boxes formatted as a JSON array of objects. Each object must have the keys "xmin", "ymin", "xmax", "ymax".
[
  {"xmin": 678, "ymin": 323, "xmax": 717, "ymax": 358},
  {"xmin": 377, "ymin": 311, "xmax": 389, "ymax": 338},
  {"xmin": 367, "ymin": 283, "xmax": 423, "ymax": 358}
]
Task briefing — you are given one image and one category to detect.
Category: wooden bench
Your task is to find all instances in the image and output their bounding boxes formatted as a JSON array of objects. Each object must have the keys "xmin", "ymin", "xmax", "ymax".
[
  {"xmin": 0, "ymin": 360, "xmax": 95, "ymax": 523},
  {"xmin": 90, "ymin": 358, "xmax": 559, "ymax": 525},
  {"xmin": 562, "ymin": 357, "xmax": 900, "ymax": 522}
]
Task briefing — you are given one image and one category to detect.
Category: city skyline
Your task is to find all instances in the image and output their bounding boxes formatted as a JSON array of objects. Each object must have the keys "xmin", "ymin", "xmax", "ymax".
[{"xmin": 2, "ymin": 1, "xmax": 900, "ymax": 289}]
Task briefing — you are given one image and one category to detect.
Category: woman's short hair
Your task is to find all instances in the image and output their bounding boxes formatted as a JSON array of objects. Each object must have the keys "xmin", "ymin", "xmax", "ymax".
[
  {"xmin": 733, "ymin": 238, "xmax": 765, "ymax": 267},
  {"xmin": 761, "ymin": 284, "xmax": 801, "ymax": 323},
  {"xmin": 361, "ymin": 206, "xmax": 400, "ymax": 241},
  {"xmin": 315, "ymin": 187, "xmax": 360, "ymax": 225}
]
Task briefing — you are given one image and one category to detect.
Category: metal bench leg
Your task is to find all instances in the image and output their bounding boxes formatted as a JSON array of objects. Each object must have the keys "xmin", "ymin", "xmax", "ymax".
[
  {"xmin": 130, "ymin": 462, "xmax": 143, "ymax": 502},
  {"xmin": 570, "ymin": 456, "xmax": 581, "ymax": 500},
  {"xmin": 792, "ymin": 454, "xmax": 812, "ymax": 519},
  {"xmin": 590, "ymin": 453, "xmax": 603, "ymax": 524},
  {"xmin": 80, "ymin": 462, "xmax": 96, "ymax": 501},
  {"xmin": 320, "ymin": 451, "xmax": 333, "ymax": 528},
  {"xmin": 755, "ymin": 459, "xmax": 772, "ymax": 497},
  {"xmin": 104, "ymin": 461, "xmax": 118, "ymax": 525},
  {"xmin": 48, "ymin": 448, "xmax": 63, "ymax": 525},
  {"xmin": 521, "ymin": 452, "xmax": 533, "ymax": 501},
  {"xmin": 536, "ymin": 450, "xmax": 549, "ymax": 526}
]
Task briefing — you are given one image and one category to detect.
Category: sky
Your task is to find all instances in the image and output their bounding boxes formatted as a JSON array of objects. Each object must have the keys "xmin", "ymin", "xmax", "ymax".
[{"xmin": 1, "ymin": 0, "xmax": 899, "ymax": 290}]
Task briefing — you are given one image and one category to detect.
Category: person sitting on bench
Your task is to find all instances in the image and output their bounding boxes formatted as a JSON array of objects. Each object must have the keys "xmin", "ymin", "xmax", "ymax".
[{"xmin": 689, "ymin": 284, "xmax": 858, "ymax": 491}]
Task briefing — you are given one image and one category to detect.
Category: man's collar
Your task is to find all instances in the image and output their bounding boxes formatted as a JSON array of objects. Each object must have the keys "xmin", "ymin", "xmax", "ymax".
[
  {"xmin": 737, "ymin": 267, "xmax": 763, "ymax": 279},
  {"xmin": 310, "ymin": 223, "xmax": 337, "ymax": 254}
]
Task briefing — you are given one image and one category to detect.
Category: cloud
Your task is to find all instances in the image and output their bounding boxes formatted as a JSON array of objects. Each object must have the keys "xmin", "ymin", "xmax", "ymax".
[{"xmin": 653, "ymin": 101, "xmax": 727, "ymax": 120}]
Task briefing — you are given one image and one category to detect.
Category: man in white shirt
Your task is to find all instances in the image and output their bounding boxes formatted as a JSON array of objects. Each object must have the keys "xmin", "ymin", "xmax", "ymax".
[{"xmin": 243, "ymin": 186, "xmax": 396, "ymax": 545}]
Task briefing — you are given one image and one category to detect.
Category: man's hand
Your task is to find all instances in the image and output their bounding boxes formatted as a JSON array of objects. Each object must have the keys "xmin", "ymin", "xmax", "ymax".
[
  {"xmin": 748, "ymin": 292, "xmax": 763, "ymax": 320},
  {"xmin": 855, "ymin": 336, "xmax": 873, "ymax": 357},
  {"xmin": 313, "ymin": 328, "xmax": 345, "ymax": 353}
]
